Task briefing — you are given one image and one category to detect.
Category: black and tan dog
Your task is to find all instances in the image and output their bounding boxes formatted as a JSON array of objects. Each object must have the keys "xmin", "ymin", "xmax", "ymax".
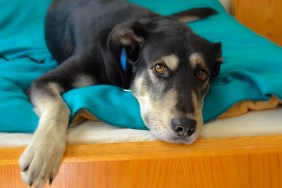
[{"xmin": 19, "ymin": 0, "xmax": 222, "ymax": 187}]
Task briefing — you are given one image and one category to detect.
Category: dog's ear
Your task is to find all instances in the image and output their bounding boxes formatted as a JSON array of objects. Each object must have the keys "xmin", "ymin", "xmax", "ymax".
[
  {"xmin": 108, "ymin": 21, "xmax": 146, "ymax": 63},
  {"xmin": 211, "ymin": 42, "xmax": 223, "ymax": 77},
  {"xmin": 170, "ymin": 7, "xmax": 217, "ymax": 23}
]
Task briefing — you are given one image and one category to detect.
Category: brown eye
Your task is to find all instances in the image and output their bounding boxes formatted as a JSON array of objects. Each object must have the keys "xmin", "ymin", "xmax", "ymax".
[
  {"xmin": 196, "ymin": 68, "xmax": 209, "ymax": 81},
  {"xmin": 154, "ymin": 63, "xmax": 167, "ymax": 74}
]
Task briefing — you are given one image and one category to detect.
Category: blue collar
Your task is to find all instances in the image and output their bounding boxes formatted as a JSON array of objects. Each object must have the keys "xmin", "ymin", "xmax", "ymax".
[{"xmin": 120, "ymin": 48, "xmax": 127, "ymax": 71}]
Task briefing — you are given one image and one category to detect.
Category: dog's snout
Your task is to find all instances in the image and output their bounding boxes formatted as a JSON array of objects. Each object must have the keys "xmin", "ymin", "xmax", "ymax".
[{"xmin": 171, "ymin": 118, "xmax": 196, "ymax": 137}]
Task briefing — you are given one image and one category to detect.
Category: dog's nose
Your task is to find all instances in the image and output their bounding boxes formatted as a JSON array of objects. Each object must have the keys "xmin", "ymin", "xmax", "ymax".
[{"xmin": 171, "ymin": 118, "xmax": 196, "ymax": 137}]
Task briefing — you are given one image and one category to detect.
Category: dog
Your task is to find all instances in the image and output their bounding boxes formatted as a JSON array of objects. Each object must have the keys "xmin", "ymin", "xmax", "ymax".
[{"xmin": 19, "ymin": 0, "xmax": 222, "ymax": 187}]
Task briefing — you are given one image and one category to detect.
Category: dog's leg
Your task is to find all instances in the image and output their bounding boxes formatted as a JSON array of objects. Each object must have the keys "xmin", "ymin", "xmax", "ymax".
[
  {"xmin": 19, "ymin": 58, "xmax": 94, "ymax": 187},
  {"xmin": 19, "ymin": 82, "xmax": 69, "ymax": 187}
]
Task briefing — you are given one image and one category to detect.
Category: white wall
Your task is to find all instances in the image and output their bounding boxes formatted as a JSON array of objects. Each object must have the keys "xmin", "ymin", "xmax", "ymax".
[{"xmin": 219, "ymin": 0, "xmax": 234, "ymax": 13}]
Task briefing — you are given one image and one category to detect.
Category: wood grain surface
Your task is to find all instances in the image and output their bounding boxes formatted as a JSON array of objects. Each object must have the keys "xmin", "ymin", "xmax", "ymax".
[
  {"xmin": 1, "ymin": 135, "xmax": 282, "ymax": 188},
  {"xmin": 234, "ymin": 0, "xmax": 282, "ymax": 46}
]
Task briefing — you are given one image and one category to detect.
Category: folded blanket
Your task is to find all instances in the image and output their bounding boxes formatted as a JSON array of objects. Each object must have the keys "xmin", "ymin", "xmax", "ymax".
[{"xmin": 1, "ymin": 0, "xmax": 282, "ymax": 133}]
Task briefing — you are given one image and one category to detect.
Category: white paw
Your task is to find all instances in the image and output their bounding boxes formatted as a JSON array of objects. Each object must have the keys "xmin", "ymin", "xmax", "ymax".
[{"xmin": 19, "ymin": 133, "xmax": 66, "ymax": 187}]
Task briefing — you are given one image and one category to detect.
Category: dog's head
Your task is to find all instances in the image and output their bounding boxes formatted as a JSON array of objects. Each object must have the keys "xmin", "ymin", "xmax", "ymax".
[{"xmin": 108, "ymin": 17, "xmax": 222, "ymax": 144}]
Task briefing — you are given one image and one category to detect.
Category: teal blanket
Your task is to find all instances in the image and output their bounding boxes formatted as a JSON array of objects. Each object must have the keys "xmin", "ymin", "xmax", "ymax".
[{"xmin": 1, "ymin": 0, "xmax": 282, "ymax": 133}]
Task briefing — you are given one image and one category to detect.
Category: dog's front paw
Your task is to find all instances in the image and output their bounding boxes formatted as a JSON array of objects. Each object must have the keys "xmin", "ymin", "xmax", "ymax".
[{"xmin": 19, "ymin": 135, "xmax": 66, "ymax": 187}]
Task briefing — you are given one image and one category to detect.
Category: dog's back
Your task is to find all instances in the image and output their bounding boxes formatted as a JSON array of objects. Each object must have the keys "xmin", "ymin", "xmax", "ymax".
[{"xmin": 45, "ymin": 0, "xmax": 158, "ymax": 63}]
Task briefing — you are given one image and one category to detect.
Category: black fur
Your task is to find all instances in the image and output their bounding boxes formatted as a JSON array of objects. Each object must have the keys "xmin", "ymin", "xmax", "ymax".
[
  {"xmin": 31, "ymin": 0, "xmax": 221, "ymax": 91},
  {"xmin": 20, "ymin": 2, "xmax": 223, "ymax": 186},
  {"xmin": 30, "ymin": 0, "xmax": 223, "ymax": 140}
]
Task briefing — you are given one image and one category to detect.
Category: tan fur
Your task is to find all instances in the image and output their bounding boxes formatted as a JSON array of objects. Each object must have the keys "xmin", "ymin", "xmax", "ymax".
[
  {"xmin": 19, "ymin": 83, "xmax": 70, "ymax": 187},
  {"xmin": 177, "ymin": 16, "xmax": 199, "ymax": 24},
  {"xmin": 132, "ymin": 74, "xmax": 201, "ymax": 144},
  {"xmin": 158, "ymin": 54, "xmax": 179, "ymax": 71},
  {"xmin": 73, "ymin": 74, "xmax": 95, "ymax": 88},
  {"xmin": 189, "ymin": 52, "xmax": 207, "ymax": 71},
  {"xmin": 190, "ymin": 91, "xmax": 204, "ymax": 141}
]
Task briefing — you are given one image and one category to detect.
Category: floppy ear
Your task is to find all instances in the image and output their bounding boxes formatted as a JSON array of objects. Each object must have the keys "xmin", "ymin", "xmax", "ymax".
[
  {"xmin": 170, "ymin": 7, "xmax": 217, "ymax": 23},
  {"xmin": 211, "ymin": 42, "xmax": 223, "ymax": 77},
  {"xmin": 107, "ymin": 21, "xmax": 145, "ymax": 63}
]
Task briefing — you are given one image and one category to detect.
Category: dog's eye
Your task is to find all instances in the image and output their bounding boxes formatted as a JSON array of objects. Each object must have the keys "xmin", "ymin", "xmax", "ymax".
[
  {"xmin": 153, "ymin": 63, "xmax": 167, "ymax": 74},
  {"xmin": 195, "ymin": 68, "xmax": 209, "ymax": 81}
]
